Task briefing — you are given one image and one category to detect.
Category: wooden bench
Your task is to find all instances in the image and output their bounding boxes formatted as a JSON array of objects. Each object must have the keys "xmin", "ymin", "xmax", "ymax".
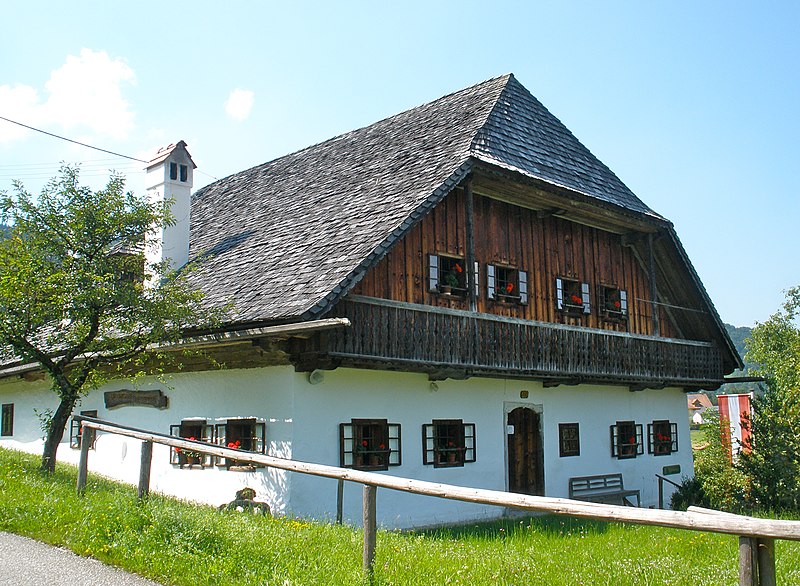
[{"xmin": 568, "ymin": 473, "xmax": 640, "ymax": 507}]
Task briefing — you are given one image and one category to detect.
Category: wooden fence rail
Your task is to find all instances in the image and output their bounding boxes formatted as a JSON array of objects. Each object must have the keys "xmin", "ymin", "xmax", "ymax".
[{"xmin": 74, "ymin": 416, "xmax": 798, "ymax": 585}]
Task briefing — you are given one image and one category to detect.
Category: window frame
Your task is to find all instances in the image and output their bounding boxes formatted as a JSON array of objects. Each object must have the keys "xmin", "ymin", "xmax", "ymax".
[
  {"xmin": 69, "ymin": 410, "xmax": 97, "ymax": 449},
  {"xmin": 170, "ymin": 418, "xmax": 214, "ymax": 468},
  {"xmin": 422, "ymin": 419, "xmax": 476, "ymax": 468},
  {"xmin": 558, "ymin": 422, "xmax": 580, "ymax": 457},
  {"xmin": 1, "ymin": 403, "xmax": 13, "ymax": 437},
  {"xmin": 340, "ymin": 419, "xmax": 401, "ymax": 471},
  {"xmin": 214, "ymin": 417, "xmax": 267, "ymax": 469},
  {"xmin": 428, "ymin": 253, "xmax": 468, "ymax": 297},
  {"xmin": 648, "ymin": 420, "xmax": 678, "ymax": 456},
  {"xmin": 610, "ymin": 421, "xmax": 644, "ymax": 459},
  {"xmin": 598, "ymin": 285, "xmax": 628, "ymax": 321},
  {"xmin": 556, "ymin": 277, "xmax": 591, "ymax": 315},
  {"xmin": 487, "ymin": 264, "xmax": 528, "ymax": 304}
]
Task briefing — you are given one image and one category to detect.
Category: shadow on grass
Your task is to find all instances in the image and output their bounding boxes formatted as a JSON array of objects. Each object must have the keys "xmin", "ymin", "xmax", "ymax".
[{"xmin": 410, "ymin": 514, "xmax": 611, "ymax": 540}]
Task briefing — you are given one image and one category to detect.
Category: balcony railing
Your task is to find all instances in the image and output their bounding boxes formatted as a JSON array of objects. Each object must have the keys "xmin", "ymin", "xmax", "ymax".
[{"xmin": 322, "ymin": 296, "xmax": 723, "ymax": 388}]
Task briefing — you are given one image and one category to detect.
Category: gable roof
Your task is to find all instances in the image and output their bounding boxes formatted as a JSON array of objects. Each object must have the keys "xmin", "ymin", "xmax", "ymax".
[{"xmin": 188, "ymin": 74, "xmax": 664, "ymax": 325}]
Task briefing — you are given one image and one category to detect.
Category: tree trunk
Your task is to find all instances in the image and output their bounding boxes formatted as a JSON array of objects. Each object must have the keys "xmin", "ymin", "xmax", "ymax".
[{"xmin": 41, "ymin": 393, "xmax": 79, "ymax": 474}]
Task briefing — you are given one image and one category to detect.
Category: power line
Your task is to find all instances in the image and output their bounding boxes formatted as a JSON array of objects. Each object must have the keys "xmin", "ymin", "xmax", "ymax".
[{"xmin": 0, "ymin": 115, "xmax": 147, "ymax": 163}]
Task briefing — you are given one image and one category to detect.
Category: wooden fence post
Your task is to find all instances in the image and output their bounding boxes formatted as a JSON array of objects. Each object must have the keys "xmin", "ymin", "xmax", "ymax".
[
  {"xmin": 757, "ymin": 538, "xmax": 776, "ymax": 586},
  {"xmin": 76, "ymin": 429, "xmax": 91, "ymax": 495},
  {"xmin": 739, "ymin": 536, "xmax": 758, "ymax": 586},
  {"xmin": 363, "ymin": 484, "xmax": 377, "ymax": 576},
  {"xmin": 336, "ymin": 478, "xmax": 344, "ymax": 525},
  {"xmin": 138, "ymin": 440, "xmax": 153, "ymax": 499}
]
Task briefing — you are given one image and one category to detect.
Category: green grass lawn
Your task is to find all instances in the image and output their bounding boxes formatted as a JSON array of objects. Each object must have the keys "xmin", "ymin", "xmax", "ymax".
[{"xmin": 1, "ymin": 447, "xmax": 798, "ymax": 585}]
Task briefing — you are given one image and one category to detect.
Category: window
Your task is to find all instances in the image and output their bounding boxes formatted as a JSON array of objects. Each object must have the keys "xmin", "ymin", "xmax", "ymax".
[
  {"xmin": 610, "ymin": 421, "xmax": 643, "ymax": 459},
  {"xmin": 179, "ymin": 164, "xmax": 188, "ymax": 182},
  {"xmin": 599, "ymin": 285, "xmax": 628, "ymax": 320},
  {"xmin": 69, "ymin": 410, "xmax": 97, "ymax": 449},
  {"xmin": 170, "ymin": 419, "xmax": 213, "ymax": 468},
  {"xmin": 1, "ymin": 404, "xmax": 13, "ymax": 437},
  {"xmin": 215, "ymin": 418, "xmax": 266, "ymax": 469},
  {"xmin": 340, "ymin": 419, "xmax": 401, "ymax": 470},
  {"xmin": 428, "ymin": 254, "xmax": 468, "ymax": 297},
  {"xmin": 487, "ymin": 265, "xmax": 528, "ymax": 304},
  {"xmin": 648, "ymin": 420, "xmax": 678, "ymax": 456},
  {"xmin": 169, "ymin": 162, "xmax": 178, "ymax": 180},
  {"xmin": 556, "ymin": 278, "xmax": 590, "ymax": 315},
  {"xmin": 558, "ymin": 422, "xmax": 580, "ymax": 457},
  {"xmin": 422, "ymin": 419, "xmax": 476, "ymax": 467}
]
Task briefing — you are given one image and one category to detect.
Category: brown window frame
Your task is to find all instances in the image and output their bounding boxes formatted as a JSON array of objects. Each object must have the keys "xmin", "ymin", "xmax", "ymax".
[
  {"xmin": 558, "ymin": 422, "xmax": 580, "ymax": 457},
  {"xmin": 556, "ymin": 277, "xmax": 590, "ymax": 315},
  {"xmin": 69, "ymin": 410, "xmax": 97, "ymax": 449},
  {"xmin": 340, "ymin": 419, "xmax": 401, "ymax": 471},
  {"xmin": 610, "ymin": 421, "xmax": 644, "ymax": 459},
  {"xmin": 214, "ymin": 418, "xmax": 267, "ymax": 469},
  {"xmin": 599, "ymin": 285, "xmax": 628, "ymax": 321},
  {"xmin": 170, "ymin": 419, "xmax": 214, "ymax": 468},
  {"xmin": 648, "ymin": 420, "xmax": 678, "ymax": 456},
  {"xmin": 422, "ymin": 419, "xmax": 476, "ymax": 468}
]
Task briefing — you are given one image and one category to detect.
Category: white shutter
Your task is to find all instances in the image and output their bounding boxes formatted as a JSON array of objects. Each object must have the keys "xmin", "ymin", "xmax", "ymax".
[
  {"xmin": 620, "ymin": 290, "xmax": 628, "ymax": 315},
  {"xmin": 487, "ymin": 264, "xmax": 496, "ymax": 299},
  {"xmin": 581, "ymin": 282, "xmax": 591, "ymax": 314},
  {"xmin": 519, "ymin": 271, "xmax": 528, "ymax": 304},
  {"xmin": 556, "ymin": 278, "xmax": 564, "ymax": 310},
  {"xmin": 473, "ymin": 261, "xmax": 480, "ymax": 298},
  {"xmin": 428, "ymin": 254, "xmax": 439, "ymax": 292}
]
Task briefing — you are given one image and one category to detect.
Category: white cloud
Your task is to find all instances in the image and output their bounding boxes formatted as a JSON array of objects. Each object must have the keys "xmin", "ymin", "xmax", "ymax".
[
  {"xmin": 224, "ymin": 89, "xmax": 254, "ymax": 121},
  {"xmin": 0, "ymin": 49, "xmax": 136, "ymax": 145}
]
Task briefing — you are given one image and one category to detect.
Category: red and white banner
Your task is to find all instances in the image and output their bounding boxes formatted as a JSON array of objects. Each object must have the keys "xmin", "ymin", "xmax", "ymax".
[{"xmin": 718, "ymin": 393, "xmax": 752, "ymax": 461}]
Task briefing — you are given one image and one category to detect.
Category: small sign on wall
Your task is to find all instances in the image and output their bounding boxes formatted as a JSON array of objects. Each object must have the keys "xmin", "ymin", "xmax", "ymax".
[
  {"xmin": 662, "ymin": 464, "xmax": 681, "ymax": 476},
  {"xmin": 104, "ymin": 389, "xmax": 168, "ymax": 409}
]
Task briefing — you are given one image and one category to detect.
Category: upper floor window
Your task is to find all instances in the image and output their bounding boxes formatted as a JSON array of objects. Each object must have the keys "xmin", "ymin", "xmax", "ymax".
[
  {"xmin": 488, "ymin": 265, "xmax": 528, "ymax": 304},
  {"xmin": 215, "ymin": 418, "xmax": 266, "ymax": 469},
  {"xmin": 340, "ymin": 418, "xmax": 401, "ymax": 471},
  {"xmin": 599, "ymin": 286, "xmax": 628, "ymax": 321},
  {"xmin": 169, "ymin": 162, "xmax": 189, "ymax": 182},
  {"xmin": 556, "ymin": 277, "xmax": 590, "ymax": 315},
  {"xmin": 610, "ymin": 420, "xmax": 643, "ymax": 459},
  {"xmin": 648, "ymin": 420, "xmax": 678, "ymax": 456},
  {"xmin": 422, "ymin": 419, "xmax": 476, "ymax": 467},
  {"xmin": 170, "ymin": 418, "xmax": 213, "ymax": 468},
  {"xmin": 69, "ymin": 410, "xmax": 97, "ymax": 449},
  {"xmin": 1, "ymin": 404, "xmax": 13, "ymax": 437},
  {"xmin": 428, "ymin": 254, "xmax": 468, "ymax": 297}
]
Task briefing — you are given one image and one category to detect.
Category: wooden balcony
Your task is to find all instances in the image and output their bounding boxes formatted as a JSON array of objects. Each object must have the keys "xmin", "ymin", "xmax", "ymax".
[{"xmin": 315, "ymin": 296, "xmax": 723, "ymax": 389}]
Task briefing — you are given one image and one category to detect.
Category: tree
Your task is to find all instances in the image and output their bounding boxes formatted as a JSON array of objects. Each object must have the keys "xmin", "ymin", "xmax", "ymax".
[
  {"xmin": 0, "ymin": 166, "xmax": 218, "ymax": 473},
  {"xmin": 738, "ymin": 286, "xmax": 800, "ymax": 511}
]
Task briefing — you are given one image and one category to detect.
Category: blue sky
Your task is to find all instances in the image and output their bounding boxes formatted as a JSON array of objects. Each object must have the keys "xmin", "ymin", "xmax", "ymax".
[{"xmin": 1, "ymin": 1, "xmax": 797, "ymax": 328}]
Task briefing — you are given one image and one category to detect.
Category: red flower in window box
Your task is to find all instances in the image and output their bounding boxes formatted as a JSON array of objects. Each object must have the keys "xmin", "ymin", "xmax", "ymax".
[
  {"xmin": 505, "ymin": 282, "xmax": 514, "ymax": 294},
  {"xmin": 570, "ymin": 294, "xmax": 583, "ymax": 305},
  {"xmin": 227, "ymin": 440, "xmax": 241, "ymax": 449}
]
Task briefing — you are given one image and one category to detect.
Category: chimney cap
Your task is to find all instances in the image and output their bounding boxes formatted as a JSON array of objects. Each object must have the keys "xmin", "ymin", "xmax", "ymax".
[{"xmin": 145, "ymin": 140, "xmax": 197, "ymax": 170}]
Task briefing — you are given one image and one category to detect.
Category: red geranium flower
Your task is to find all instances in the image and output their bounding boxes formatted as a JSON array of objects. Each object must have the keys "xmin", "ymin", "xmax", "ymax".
[
  {"xmin": 453, "ymin": 263, "xmax": 463, "ymax": 273},
  {"xmin": 506, "ymin": 282, "xmax": 514, "ymax": 294},
  {"xmin": 571, "ymin": 294, "xmax": 583, "ymax": 305}
]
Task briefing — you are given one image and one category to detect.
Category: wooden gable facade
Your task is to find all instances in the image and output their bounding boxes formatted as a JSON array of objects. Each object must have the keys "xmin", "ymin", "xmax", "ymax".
[{"xmin": 295, "ymin": 165, "xmax": 730, "ymax": 391}]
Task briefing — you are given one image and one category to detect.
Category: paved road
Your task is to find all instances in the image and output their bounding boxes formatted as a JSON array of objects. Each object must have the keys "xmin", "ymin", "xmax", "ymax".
[{"xmin": 0, "ymin": 532, "xmax": 162, "ymax": 586}]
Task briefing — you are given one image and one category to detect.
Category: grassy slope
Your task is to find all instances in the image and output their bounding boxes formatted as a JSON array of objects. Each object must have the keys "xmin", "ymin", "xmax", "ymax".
[{"xmin": 1, "ymin": 447, "xmax": 798, "ymax": 585}]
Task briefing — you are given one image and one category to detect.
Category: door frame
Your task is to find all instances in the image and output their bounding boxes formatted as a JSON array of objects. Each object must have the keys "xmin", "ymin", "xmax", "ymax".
[{"xmin": 503, "ymin": 402, "xmax": 545, "ymax": 495}]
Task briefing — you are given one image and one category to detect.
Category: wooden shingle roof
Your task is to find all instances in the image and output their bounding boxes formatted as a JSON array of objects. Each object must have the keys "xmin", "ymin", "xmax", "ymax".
[{"xmin": 187, "ymin": 74, "xmax": 664, "ymax": 325}]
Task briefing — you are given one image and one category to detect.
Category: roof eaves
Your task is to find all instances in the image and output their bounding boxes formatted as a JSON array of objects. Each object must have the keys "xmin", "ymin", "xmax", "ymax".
[{"xmin": 301, "ymin": 159, "xmax": 475, "ymax": 320}]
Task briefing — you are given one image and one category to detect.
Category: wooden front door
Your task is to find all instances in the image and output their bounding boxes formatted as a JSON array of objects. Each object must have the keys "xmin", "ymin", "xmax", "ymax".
[{"xmin": 507, "ymin": 407, "xmax": 544, "ymax": 495}]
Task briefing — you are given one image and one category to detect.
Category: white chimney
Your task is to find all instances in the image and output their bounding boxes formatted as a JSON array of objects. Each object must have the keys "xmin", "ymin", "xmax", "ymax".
[{"xmin": 144, "ymin": 140, "xmax": 196, "ymax": 274}]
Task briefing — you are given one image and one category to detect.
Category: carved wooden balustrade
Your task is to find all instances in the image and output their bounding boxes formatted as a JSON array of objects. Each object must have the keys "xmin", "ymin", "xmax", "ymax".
[{"xmin": 314, "ymin": 296, "xmax": 723, "ymax": 388}]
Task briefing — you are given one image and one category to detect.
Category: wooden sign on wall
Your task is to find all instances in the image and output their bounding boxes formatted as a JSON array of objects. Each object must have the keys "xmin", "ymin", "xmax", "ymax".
[{"xmin": 104, "ymin": 389, "xmax": 168, "ymax": 410}]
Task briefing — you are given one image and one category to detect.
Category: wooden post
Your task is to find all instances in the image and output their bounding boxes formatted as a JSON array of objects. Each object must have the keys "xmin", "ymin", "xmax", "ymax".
[
  {"xmin": 336, "ymin": 478, "xmax": 344, "ymax": 525},
  {"xmin": 362, "ymin": 484, "xmax": 377, "ymax": 575},
  {"xmin": 757, "ymin": 538, "xmax": 776, "ymax": 586},
  {"xmin": 739, "ymin": 536, "xmax": 758, "ymax": 586},
  {"xmin": 464, "ymin": 177, "xmax": 476, "ymax": 313},
  {"xmin": 138, "ymin": 440, "xmax": 153, "ymax": 500},
  {"xmin": 647, "ymin": 233, "xmax": 660, "ymax": 336},
  {"xmin": 76, "ymin": 428, "xmax": 91, "ymax": 495}
]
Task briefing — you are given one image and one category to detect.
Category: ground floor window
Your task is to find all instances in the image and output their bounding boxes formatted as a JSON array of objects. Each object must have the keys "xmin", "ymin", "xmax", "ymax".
[
  {"xmin": 1, "ymin": 404, "xmax": 13, "ymax": 437},
  {"xmin": 648, "ymin": 420, "xmax": 678, "ymax": 455},
  {"xmin": 69, "ymin": 410, "xmax": 97, "ymax": 449},
  {"xmin": 558, "ymin": 422, "xmax": 580, "ymax": 457},
  {"xmin": 610, "ymin": 421, "xmax": 643, "ymax": 459},
  {"xmin": 422, "ymin": 419, "xmax": 476, "ymax": 467},
  {"xmin": 340, "ymin": 419, "xmax": 401, "ymax": 471},
  {"xmin": 170, "ymin": 419, "xmax": 214, "ymax": 468},
  {"xmin": 215, "ymin": 418, "xmax": 266, "ymax": 469}
]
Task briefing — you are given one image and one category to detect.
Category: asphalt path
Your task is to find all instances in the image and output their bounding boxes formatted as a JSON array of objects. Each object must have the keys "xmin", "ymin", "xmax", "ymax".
[{"xmin": 0, "ymin": 532, "xmax": 162, "ymax": 585}]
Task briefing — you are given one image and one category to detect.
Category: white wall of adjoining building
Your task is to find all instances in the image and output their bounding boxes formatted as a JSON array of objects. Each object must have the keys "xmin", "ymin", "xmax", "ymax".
[{"xmin": 0, "ymin": 364, "xmax": 693, "ymax": 528}]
